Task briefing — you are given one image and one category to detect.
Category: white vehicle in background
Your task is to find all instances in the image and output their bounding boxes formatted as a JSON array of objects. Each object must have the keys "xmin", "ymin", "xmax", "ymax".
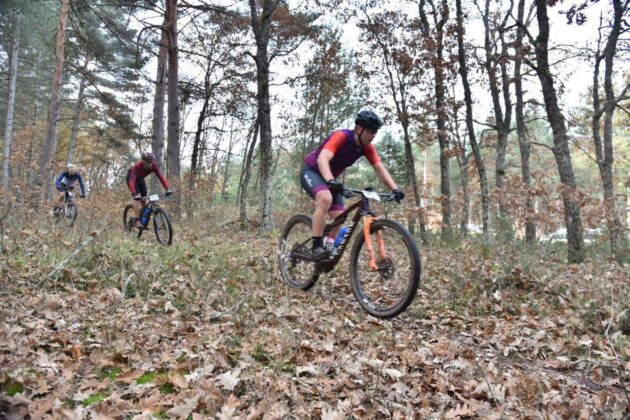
[
  {"xmin": 466, "ymin": 224, "xmax": 483, "ymax": 235},
  {"xmin": 541, "ymin": 228, "xmax": 567, "ymax": 244},
  {"xmin": 541, "ymin": 227, "xmax": 605, "ymax": 244}
]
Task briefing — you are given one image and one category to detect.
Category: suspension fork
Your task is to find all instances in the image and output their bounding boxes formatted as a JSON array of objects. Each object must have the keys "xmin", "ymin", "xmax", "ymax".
[{"xmin": 362, "ymin": 215, "xmax": 387, "ymax": 271}]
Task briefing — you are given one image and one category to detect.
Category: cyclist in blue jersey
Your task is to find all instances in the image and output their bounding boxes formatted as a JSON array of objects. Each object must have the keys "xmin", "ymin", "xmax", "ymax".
[
  {"xmin": 301, "ymin": 109, "xmax": 405, "ymax": 261},
  {"xmin": 53, "ymin": 164, "xmax": 86, "ymax": 216}
]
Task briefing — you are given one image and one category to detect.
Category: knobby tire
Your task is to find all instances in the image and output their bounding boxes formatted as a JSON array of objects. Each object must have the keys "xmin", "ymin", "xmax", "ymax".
[
  {"xmin": 349, "ymin": 219, "xmax": 421, "ymax": 319},
  {"xmin": 153, "ymin": 208, "xmax": 173, "ymax": 245},
  {"xmin": 279, "ymin": 214, "xmax": 319, "ymax": 290}
]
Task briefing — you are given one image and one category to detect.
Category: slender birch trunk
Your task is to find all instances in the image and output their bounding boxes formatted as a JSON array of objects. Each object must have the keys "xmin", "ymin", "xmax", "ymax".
[
  {"xmin": 2, "ymin": 10, "xmax": 21, "ymax": 190},
  {"xmin": 151, "ymin": 16, "xmax": 168, "ymax": 192},
  {"xmin": 455, "ymin": 0, "xmax": 490, "ymax": 237}
]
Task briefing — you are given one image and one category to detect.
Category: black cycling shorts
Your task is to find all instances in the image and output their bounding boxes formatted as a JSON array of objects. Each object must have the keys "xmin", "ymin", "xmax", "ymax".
[
  {"xmin": 300, "ymin": 166, "xmax": 344, "ymax": 212},
  {"xmin": 126, "ymin": 170, "xmax": 147, "ymax": 197}
]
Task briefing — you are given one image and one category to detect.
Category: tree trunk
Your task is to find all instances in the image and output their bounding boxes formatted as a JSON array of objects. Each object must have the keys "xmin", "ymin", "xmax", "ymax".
[
  {"xmin": 455, "ymin": 0, "xmax": 490, "ymax": 237},
  {"xmin": 249, "ymin": 0, "xmax": 276, "ymax": 234},
  {"xmin": 419, "ymin": 0, "xmax": 451, "ymax": 237},
  {"xmin": 480, "ymin": 0, "xmax": 512, "ymax": 222},
  {"xmin": 26, "ymin": 101, "xmax": 42, "ymax": 192},
  {"xmin": 151, "ymin": 16, "xmax": 168, "ymax": 192},
  {"xmin": 534, "ymin": 0, "xmax": 584, "ymax": 263},
  {"xmin": 165, "ymin": 0, "xmax": 180, "ymax": 207},
  {"xmin": 496, "ymin": 40, "xmax": 512, "ymax": 195},
  {"xmin": 514, "ymin": 0, "xmax": 536, "ymax": 243},
  {"xmin": 458, "ymin": 155, "xmax": 470, "ymax": 234},
  {"xmin": 435, "ymin": 12, "xmax": 451, "ymax": 236},
  {"xmin": 451, "ymin": 100, "xmax": 471, "ymax": 236},
  {"xmin": 189, "ymin": 67, "xmax": 211, "ymax": 194},
  {"xmin": 208, "ymin": 144, "xmax": 221, "ymax": 207},
  {"xmin": 38, "ymin": 0, "xmax": 70, "ymax": 192},
  {"xmin": 402, "ymin": 122, "xmax": 426, "ymax": 240},
  {"xmin": 222, "ymin": 124, "xmax": 237, "ymax": 203},
  {"xmin": 237, "ymin": 121, "xmax": 257, "ymax": 205},
  {"xmin": 239, "ymin": 120, "xmax": 259, "ymax": 228},
  {"xmin": 2, "ymin": 9, "xmax": 21, "ymax": 190},
  {"xmin": 66, "ymin": 76, "xmax": 87, "ymax": 164},
  {"xmin": 595, "ymin": 0, "xmax": 627, "ymax": 261}
]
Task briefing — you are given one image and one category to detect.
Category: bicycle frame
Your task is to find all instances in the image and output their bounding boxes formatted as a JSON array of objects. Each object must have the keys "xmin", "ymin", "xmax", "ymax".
[
  {"xmin": 138, "ymin": 195, "xmax": 162, "ymax": 229},
  {"xmin": 314, "ymin": 189, "xmax": 390, "ymax": 274},
  {"xmin": 60, "ymin": 185, "xmax": 75, "ymax": 207}
]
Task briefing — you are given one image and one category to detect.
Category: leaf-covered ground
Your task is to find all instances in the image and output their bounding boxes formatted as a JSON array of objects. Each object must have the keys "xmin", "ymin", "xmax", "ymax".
[{"xmin": 1, "ymin": 204, "xmax": 629, "ymax": 418}]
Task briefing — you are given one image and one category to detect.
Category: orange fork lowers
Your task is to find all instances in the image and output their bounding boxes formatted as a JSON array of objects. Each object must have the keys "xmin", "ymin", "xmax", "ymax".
[{"xmin": 362, "ymin": 216, "xmax": 387, "ymax": 271}]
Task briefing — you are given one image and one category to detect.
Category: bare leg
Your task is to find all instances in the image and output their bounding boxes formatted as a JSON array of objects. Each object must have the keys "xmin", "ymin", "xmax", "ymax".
[
  {"xmin": 133, "ymin": 200, "xmax": 142, "ymax": 219},
  {"xmin": 326, "ymin": 210, "xmax": 343, "ymax": 239},
  {"xmin": 312, "ymin": 190, "xmax": 332, "ymax": 237},
  {"xmin": 55, "ymin": 192, "xmax": 64, "ymax": 207}
]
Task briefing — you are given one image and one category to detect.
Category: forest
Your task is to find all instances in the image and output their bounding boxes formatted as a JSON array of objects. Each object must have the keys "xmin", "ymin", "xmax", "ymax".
[{"xmin": 0, "ymin": 0, "xmax": 629, "ymax": 417}]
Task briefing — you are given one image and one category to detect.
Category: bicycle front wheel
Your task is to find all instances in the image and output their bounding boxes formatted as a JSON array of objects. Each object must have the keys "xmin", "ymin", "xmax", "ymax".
[
  {"xmin": 350, "ymin": 219, "xmax": 421, "ymax": 319},
  {"xmin": 153, "ymin": 208, "xmax": 173, "ymax": 245},
  {"xmin": 279, "ymin": 215, "xmax": 319, "ymax": 290},
  {"xmin": 63, "ymin": 204, "xmax": 77, "ymax": 227}
]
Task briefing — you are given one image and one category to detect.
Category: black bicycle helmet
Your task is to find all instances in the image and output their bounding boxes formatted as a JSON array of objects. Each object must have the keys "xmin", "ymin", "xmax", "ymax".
[
  {"xmin": 141, "ymin": 152, "xmax": 155, "ymax": 163},
  {"xmin": 355, "ymin": 109, "xmax": 383, "ymax": 130}
]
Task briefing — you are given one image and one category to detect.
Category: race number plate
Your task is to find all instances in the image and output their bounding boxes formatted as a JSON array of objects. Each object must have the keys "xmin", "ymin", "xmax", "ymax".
[
  {"xmin": 363, "ymin": 190, "xmax": 381, "ymax": 201},
  {"xmin": 149, "ymin": 194, "xmax": 160, "ymax": 202}
]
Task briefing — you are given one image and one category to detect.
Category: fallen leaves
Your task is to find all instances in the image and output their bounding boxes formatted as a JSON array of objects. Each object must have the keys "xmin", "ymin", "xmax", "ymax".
[
  {"xmin": 445, "ymin": 402, "xmax": 480, "ymax": 419},
  {"xmin": 0, "ymin": 217, "xmax": 628, "ymax": 418},
  {"xmin": 167, "ymin": 394, "xmax": 201, "ymax": 418},
  {"xmin": 216, "ymin": 368, "xmax": 241, "ymax": 391}
]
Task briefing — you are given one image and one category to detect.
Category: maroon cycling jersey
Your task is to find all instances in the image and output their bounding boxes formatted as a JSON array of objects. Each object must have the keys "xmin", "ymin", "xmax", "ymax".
[
  {"xmin": 127, "ymin": 161, "xmax": 169, "ymax": 194},
  {"xmin": 304, "ymin": 129, "xmax": 380, "ymax": 178}
]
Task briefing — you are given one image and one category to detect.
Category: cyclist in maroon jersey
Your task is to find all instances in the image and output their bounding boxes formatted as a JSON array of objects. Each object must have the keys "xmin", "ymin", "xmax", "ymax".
[
  {"xmin": 301, "ymin": 109, "xmax": 405, "ymax": 261},
  {"xmin": 126, "ymin": 152, "xmax": 172, "ymax": 228}
]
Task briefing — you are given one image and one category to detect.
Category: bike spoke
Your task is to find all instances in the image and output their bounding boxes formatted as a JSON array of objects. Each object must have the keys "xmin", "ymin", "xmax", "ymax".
[
  {"xmin": 279, "ymin": 215, "xmax": 318, "ymax": 290},
  {"xmin": 351, "ymin": 220, "xmax": 420, "ymax": 318},
  {"xmin": 152, "ymin": 209, "xmax": 173, "ymax": 245}
]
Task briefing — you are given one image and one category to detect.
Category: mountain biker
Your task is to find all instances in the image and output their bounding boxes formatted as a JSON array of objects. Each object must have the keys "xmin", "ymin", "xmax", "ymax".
[
  {"xmin": 126, "ymin": 152, "xmax": 172, "ymax": 228},
  {"xmin": 301, "ymin": 109, "xmax": 405, "ymax": 261},
  {"xmin": 53, "ymin": 164, "xmax": 86, "ymax": 216}
]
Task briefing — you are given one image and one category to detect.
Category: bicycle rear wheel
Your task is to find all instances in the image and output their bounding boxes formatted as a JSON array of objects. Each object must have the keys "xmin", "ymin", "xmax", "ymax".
[
  {"xmin": 123, "ymin": 204, "xmax": 142, "ymax": 238},
  {"xmin": 279, "ymin": 215, "xmax": 319, "ymax": 290},
  {"xmin": 153, "ymin": 208, "xmax": 173, "ymax": 245},
  {"xmin": 53, "ymin": 207, "xmax": 62, "ymax": 224},
  {"xmin": 350, "ymin": 219, "xmax": 421, "ymax": 319}
]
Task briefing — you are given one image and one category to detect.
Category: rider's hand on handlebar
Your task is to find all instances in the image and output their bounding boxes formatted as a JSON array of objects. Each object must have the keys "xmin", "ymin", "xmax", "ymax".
[
  {"xmin": 133, "ymin": 193, "xmax": 142, "ymax": 201},
  {"xmin": 326, "ymin": 179, "xmax": 344, "ymax": 194},
  {"xmin": 165, "ymin": 189, "xmax": 173, "ymax": 197},
  {"xmin": 392, "ymin": 188, "xmax": 405, "ymax": 202}
]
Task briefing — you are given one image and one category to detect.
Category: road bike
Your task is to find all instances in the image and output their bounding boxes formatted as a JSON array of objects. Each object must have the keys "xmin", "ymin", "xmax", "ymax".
[
  {"xmin": 279, "ymin": 187, "xmax": 421, "ymax": 319},
  {"xmin": 123, "ymin": 193, "xmax": 173, "ymax": 245},
  {"xmin": 53, "ymin": 187, "xmax": 78, "ymax": 227}
]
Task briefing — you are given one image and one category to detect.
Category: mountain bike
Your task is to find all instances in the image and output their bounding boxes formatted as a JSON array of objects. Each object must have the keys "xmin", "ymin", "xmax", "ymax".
[
  {"xmin": 279, "ymin": 187, "xmax": 421, "ymax": 319},
  {"xmin": 123, "ymin": 193, "xmax": 173, "ymax": 245},
  {"xmin": 53, "ymin": 187, "xmax": 78, "ymax": 227}
]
